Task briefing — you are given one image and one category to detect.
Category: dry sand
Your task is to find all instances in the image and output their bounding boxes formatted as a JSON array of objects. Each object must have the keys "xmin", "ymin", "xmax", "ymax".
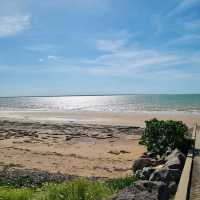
[
  {"xmin": 0, "ymin": 111, "xmax": 199, "ymax": 178},
  {"xmin": 0, "ymin": 119, "xmax": 144, "ymax": 178}
]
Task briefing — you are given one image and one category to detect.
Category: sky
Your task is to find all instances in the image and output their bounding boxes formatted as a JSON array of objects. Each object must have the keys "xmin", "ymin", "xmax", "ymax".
[{"xmin": 0, "ymin": 0, "xmax": 200, "ymax": 96}]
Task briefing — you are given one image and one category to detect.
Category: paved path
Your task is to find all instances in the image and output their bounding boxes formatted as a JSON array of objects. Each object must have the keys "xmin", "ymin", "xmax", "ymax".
[{"xmin": 189, "ymin": 125, "xmax": 200, "ymax": 200}]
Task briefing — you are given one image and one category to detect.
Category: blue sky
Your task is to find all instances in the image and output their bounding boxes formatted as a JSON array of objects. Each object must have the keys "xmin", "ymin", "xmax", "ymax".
[{"xmin": 0, "ymin": 0, "xmax": 200, "ymax": 96}]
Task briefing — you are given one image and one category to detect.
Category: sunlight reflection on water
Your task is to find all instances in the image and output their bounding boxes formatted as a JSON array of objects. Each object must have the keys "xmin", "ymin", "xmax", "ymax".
[{"xmin": 0, "ymin": 95, "xmax": 200, "ymax": 114}]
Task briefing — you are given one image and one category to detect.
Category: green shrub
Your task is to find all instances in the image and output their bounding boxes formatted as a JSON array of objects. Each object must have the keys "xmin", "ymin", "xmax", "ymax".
[
  {"xmin": 139, "ymin": 118, "xmax": 189, "ymax": 155},
  {"xmin": 106, "ymin": 176, "xmax": 137, "ymax": 192}
]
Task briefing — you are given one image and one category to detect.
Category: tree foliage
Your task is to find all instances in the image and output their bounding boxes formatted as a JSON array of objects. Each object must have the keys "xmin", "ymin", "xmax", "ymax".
[{"xmin": 139, "ymin": 118, "xmax": 189, "ymax": 155}]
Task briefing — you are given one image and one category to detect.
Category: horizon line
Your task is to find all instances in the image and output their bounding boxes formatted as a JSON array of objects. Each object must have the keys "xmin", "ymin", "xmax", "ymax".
[{"xmin": 0, "ymin": 93, "xmax": 200, "ymax": 98}]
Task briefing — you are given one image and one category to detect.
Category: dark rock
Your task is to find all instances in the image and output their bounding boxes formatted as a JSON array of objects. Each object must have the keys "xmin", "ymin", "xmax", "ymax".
[
  {"xmin": 165, "ymin": 158, "xmax": 182, "ymax": 170},
  {"xmin": 142, "ymin": 167, "xmax": 155, "ymax": 180},
  {"xmin": 165, "ymin": 148, "xmax": 172, "ymax": 156},
  {"xmin": 0, "ymin": 167, "xmax": 104, "ymax": 188},
  {"xmin": 140, "ymin": 152, "xmax": 148, "ymax": 158},
  {"xmin": 108, "ymin": 150, "xmax": 121, "ymax": 155},
  {"xmin": 65, "ymin": 135, "xmax": 73, "ymax": 141},
  {"xmin": 0, "ymin": 168, "xmax": 75, "ymax": 188},
  {"xmin": 165, "ymin": 149, "xmax": 185, "ymax": 165},
  {"xmin": 136, "ymin": 167, "xmax": 155, "ymax": 180},
  {"xmin": 135, "ymin": 170, "xmax": 144, "ymax": 179},
  {"xmin": 141, "ymin": 152, "xmax": 157, "ymax": 159},
  {"xmin": 120, "ymin": 150, "xmax": 130, "ymax": 154},
  {"xmin": 109, "ymin": 180, "xmax": 169, "ymax": 200},
  {"xmin": 149, "ymin": 167, "xmax": 181, "ymax": 184},
  {"xmin": 147, "ymin": 152, "xmax": 157, "ymax": 158},
  {"xmin": 132, "ymin": 158, "xmax": 156, "ymax": 173},
  {"xmin": 155, "ymin": 159, "xmax": 165, "ymax": 165},
  {"xmin": 168, "ymin": 181, "xmax": 177, "ymax": 195},
  {"xmin": 165, "ymin": 149, "xmax": 186, "ymax": 170}
]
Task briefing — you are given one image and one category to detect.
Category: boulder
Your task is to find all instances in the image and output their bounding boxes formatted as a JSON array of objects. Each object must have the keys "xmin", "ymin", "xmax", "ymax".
[
  {"xmin": 141, "ymin": 151, "xmax": 157, "ymax": 159},
  {"xmin": 135, "ymin": 170, "xmax": 144, "ymax": 180},
  {"xmin": 155, "ymin": 159, "xmax": 165, "ymax": 166},
  {"xmin": 132, "ymin": 158, "xmax": 156, "ymax": 173},
  {"xmin": 164, "ymin": 149, "xmax": 186, "ymax": 170},
  {"xmin": 165, "ymin": 148, "xmax": 172, "ymax": 156},
  {"xmin": 109, "ymin": 180, "xmax": 169, "ymax": 200},
  {"xmin": 149, "ymin": 167, "xmax": 181, "ymax": 184},
  {"xmin": 168, "ymin": 181, "xmax": 178, "ymax": 195},
  {"xmin": 165, "ymin": 149, "xmax": 185, "ymax": 164},
  {"xmin": 135, "ymin": 167, "xmax": 155, "ymax": 180},
  {"xmin": 165, "ymin": 158, "xmax": 183, "ymax": 171}
]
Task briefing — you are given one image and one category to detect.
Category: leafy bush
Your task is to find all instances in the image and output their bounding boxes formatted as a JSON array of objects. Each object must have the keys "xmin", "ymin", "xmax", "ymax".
[{"xmin": 139, "ymin": 118, "xmax": 189, "ymax": 155}]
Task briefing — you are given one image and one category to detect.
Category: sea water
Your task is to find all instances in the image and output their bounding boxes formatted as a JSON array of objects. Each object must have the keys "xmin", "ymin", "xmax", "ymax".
[{"xmin": 0, "ymin": 94, "xmax": 200, "ymax": 114}]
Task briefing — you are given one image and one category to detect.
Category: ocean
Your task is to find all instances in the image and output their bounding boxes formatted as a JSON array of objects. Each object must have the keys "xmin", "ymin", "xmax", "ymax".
[{"xmin": 0, "ymin": 94, "xmax": 200, "ymax": 114}]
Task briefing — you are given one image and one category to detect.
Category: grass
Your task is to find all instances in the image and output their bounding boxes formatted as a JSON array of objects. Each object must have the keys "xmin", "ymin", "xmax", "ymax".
[
  {"xmin": 0, "ymin": 187, "xmax": 33, "ymax": 200},
  {"xmin": 34, "ymin": 179, "xmax": 112, "ymax": 200},
  {"xmin": 0, "ymin": 176, "xmax": 137, "ymax": 200},
  {"xmin": 106, "ymin": 176, "xmax": 137, "ymax": 192}
]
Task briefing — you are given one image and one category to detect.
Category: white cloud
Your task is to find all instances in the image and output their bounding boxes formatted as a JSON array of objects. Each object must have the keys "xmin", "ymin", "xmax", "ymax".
[
  {"xmin": 136, "ymin": 69, "xmax": 200, "ymax": 81},
  {"xmin": 25, "ymin": 44, "xmax": 55, "ymax": 52},
  {"xmin": 35, "ymin": 54, "xmax": 74, "ymax": 65},
  {"xmin": 0, "ymin": 15, "xmax": 30, "ymax": 37},
  {"xmin": 81, "ymin": 38, "xmax": 200, "ymax": 76},
  {"xmin": 168, "ymin": 0, "xmax": 200, "ymax": 16},
  {"xmin": 96, "ymin": 39, "xmax": 126, "ymax": 52},
  {"xmin": 166, "ymin": 34, "xmax": 200, "ymax": 46},
  {"xmin": 36, "ymin": 55, "xmax": 63, "ymax": 64},
  {"xmin": 39, "ymin": 58, "xmax": 44, "ymax": 62},
  {"xmin": 47, "ymin": 55, "xmax": 63, "ymax": 62}
]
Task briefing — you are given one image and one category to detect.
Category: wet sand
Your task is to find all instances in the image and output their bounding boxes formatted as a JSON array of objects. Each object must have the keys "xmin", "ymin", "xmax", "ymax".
[{"xmin": 0, "ymin": 110, "xmax": 200, "ymax": 127}]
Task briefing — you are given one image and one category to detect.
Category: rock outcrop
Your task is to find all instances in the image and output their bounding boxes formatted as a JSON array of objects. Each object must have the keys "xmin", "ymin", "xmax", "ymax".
[
  {"xmin": 129, "ymin": 148, "xmax": 186, "ymax": 199},
  {"xmin": 164, "ymin": 149, "xmax": 186, "ymax": 170},
  {"xmin": 132, "ymin": 158, "xmax": 156, "ymax": 173},
  {"xmin": 149, "ymin": 167, "xmax": 181, "ymax": 184},
  {"xmin": 109, "ymin": 180, "xmax": 169, "ymax": 200}
]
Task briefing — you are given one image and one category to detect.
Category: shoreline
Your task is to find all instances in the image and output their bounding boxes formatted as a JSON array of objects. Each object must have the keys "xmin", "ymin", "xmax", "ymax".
[{"xmin": 0, "ymin": 110, "xmax": 200, "ymax": 127}]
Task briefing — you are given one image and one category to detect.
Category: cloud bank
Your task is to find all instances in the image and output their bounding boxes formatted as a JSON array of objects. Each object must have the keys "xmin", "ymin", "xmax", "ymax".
[{"xmin": 0, "ymin": 15, "xmax": 30, "ymax": 37}]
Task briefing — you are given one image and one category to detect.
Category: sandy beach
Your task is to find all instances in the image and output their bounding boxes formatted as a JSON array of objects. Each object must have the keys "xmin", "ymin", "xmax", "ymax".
[
  {"xmin": 0, "ymin": 110, "xmax": 200, "ymax": 127},
  {"xmin": 0, "ymin": 116, "xmax": 145, "ymax": 178},
  {"xmin": 0, "ymin": 111, "xmax": 199, "ymax": 178}
]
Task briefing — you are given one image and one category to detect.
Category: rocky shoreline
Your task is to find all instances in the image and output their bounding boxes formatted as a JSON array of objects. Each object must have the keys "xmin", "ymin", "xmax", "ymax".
[{"xmin": 109, "ymin": 148, "xmax": 186, "ymax": 200}]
